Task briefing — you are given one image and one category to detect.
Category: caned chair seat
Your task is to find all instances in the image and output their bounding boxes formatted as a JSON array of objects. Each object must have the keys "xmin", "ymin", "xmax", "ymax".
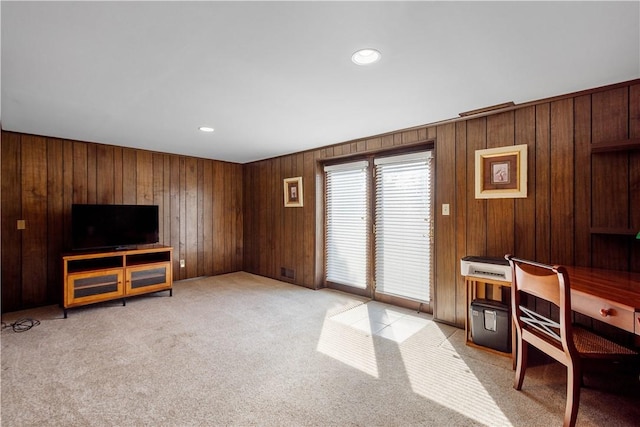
[
  {"xmin": 573, "ymin": 327, "xmax": 637, "ymax": 357},
  {"xmin": 505, "ymin": 255, "xmax": 638, "ymax": 427}
]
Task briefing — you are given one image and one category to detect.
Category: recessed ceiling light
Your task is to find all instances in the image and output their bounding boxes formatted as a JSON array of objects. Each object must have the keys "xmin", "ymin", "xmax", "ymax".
[
  {"xmin": 351, "ymin": 48, "xmax": 381, "ymax": 66},
  {"xmin": 199, "ymin": 126, "xmax": 214, "ymax": 132}
]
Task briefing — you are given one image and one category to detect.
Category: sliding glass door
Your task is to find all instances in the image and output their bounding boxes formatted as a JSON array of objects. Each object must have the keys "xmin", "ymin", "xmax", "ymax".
[
  {"xmin": 324, "ymin": 151, "xmax": 434, "ymax": 304},
  {"xmin": 374, "ymin": 152, "xmax": 433, "ymax": 302},
  {"xmin": 325, "ymin": 160, "xmax": 370, "ymax": 296}
]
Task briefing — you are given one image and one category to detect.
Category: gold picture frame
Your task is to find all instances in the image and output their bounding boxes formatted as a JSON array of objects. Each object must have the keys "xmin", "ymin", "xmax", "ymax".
[
  {"xmin": 475, "ymin": 144, "xmax": 527, "ymax": 199},
  {"xmin": 283, "ymin": 176, "xmax": 303, "ymax": 207}
]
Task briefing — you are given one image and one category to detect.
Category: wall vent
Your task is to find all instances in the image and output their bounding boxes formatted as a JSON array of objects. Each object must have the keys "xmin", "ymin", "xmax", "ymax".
[{"xmin": 280, "ymin": 267, "xmax": 295, "ymax": 280}]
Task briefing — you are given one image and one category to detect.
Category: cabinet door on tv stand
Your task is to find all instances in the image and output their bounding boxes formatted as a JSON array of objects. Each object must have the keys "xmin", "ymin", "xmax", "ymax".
[
  {"xmin": 125, "ymin": 263, "xmax": 171, "ymax": 296},
  {"xmin": 65, "ymin": 269, "xmax": 124, "ymax": 307}
]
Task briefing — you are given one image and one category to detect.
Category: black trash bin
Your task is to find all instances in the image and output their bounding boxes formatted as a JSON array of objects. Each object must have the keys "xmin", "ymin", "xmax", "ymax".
[{"xmin": 470, "ymin": 299, "xmax": 511, "ymax": 353}]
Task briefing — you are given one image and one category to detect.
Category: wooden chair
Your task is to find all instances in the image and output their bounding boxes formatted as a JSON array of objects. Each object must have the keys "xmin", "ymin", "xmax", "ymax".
[{"xmin": 505, "ymin": 255, "xmax": 637, "ymax": 427}]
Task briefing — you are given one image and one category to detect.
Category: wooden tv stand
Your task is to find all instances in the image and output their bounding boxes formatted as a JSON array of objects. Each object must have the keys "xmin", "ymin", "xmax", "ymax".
[{"xmin": 62, "ymin": 245, "xmax": 173, "ymax": 318}]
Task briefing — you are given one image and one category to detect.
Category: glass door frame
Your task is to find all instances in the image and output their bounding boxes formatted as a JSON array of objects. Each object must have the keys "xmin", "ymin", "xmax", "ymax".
[{"xmin": 322, "ymin": 143, "xmax": 435, "ymax": 311}]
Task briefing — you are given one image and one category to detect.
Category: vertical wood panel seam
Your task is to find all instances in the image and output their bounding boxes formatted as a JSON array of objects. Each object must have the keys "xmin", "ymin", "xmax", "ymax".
[
  {"xmin": 512, "ymin": 113, "xmax": 517, "ymax": 252},
  {"xmin": 572, "ymin": 97, "xmax": 578, "ymax": 265},
  {"xmin": 589, "ymin": 95, "xmax": 594, "ymax": 265},
  {"xmin": 627, "ymin": 86, "xmax": 632, "ymax": 267},
  {"xmin": 546, "ymin": 104, "xmax": 551, "ymax": 262},
  {"xmin": 628, "ymin": 86, "xmax": 632, "ymax": 234},
  {"xmin": 484, "ymin": 118, "xmax": 488, "ymax": 254}
]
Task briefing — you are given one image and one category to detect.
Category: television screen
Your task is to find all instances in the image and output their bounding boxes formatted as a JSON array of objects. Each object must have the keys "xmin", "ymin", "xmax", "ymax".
[{"xmin": 71, "ymin": 204, "xmax": 159, "ymax": 251}]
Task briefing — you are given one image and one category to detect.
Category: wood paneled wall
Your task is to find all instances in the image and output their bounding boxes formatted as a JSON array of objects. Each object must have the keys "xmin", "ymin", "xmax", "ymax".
[
  {"xmin": 1, "ymin": 132, "xmax": 243, "ymax": 312},
  {"xmin": 3, "ymin": 79, "xmax": 638, "ymax": 323},
  {"xmin": 243, "ymin": 79, "xmax": 640, "ymax": 327},
  {"xmin": 242, "ymin": 128, "xmax": 438, "ymax": 290}
]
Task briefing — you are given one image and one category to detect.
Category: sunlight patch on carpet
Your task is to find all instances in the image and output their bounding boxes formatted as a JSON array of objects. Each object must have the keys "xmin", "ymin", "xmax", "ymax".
[
  {"xmin": 400, "ymin": 334, "xmax": 511, "ymax": 426},
  {"xmin": 329, "ymin": 301, "xmax": 430, "ymax": 344},
  {"xmin": 316, "ymin": 316, "xmax": 379, "ymax": 378},
  {"xmin": 316, "ymin": 302, "xmax": 431, "ymax": 378},
  {"xmin": 318, "ymin": 301, "xmax": 511, "ymax": 425}
]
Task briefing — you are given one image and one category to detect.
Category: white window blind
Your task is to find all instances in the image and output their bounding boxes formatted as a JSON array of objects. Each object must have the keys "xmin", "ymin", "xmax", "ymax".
[
  {"xmin": 374, "ymin": 151, "xmax": 433, "ymax": 302},
  {"xmin": 325, "ymin": 161, "xmax": 369, "ymax": 289}
]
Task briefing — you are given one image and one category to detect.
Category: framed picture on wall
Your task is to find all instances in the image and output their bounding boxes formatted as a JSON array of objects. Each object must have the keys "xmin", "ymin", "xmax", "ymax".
[
  {"xmin": 475, "ymin": 144, "xmax": 527, "ymax": 199},
  {"xmin": 283, "ymin": 176, "xmax": 303, "ymax": 207}
]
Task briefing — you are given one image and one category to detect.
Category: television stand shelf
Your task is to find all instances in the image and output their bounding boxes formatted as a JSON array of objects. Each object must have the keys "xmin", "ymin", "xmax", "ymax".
[{"xmin": 62, "ymin": 245, "xmax": 173, "ymax": 318}]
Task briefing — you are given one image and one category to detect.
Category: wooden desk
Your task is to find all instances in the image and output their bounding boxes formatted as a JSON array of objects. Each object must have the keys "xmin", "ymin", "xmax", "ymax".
[
  {"xmin": 564, "ymin": 266, "xmax": 640, "ymax": 336},
  {"xmin": 465, "ymin": 266, "xmax": 640, "ymax": 358}
]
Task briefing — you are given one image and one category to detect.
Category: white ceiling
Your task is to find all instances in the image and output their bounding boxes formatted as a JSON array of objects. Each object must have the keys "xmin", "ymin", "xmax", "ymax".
[{"xmin": 2, "ymin": 1, "xmax": 639, "ymax": 164}]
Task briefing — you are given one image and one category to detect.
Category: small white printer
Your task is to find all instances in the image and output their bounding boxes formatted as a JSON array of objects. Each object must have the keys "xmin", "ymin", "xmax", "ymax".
[{"xmin": 460, "ymin": 256, "xmax": 512, "ymax": 282}]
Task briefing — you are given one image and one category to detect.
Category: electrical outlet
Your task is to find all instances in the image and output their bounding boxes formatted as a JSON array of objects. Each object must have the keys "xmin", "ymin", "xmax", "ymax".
[
  {"xmin": 442, "ymin": 204, "xmax": 450, "ymax": 216},
  {"xmin": 17, "ymin": 219, "xmax": 26, "ymax": 230},
  {"xmin": 179, "ymin": 259, "xmax": 185, "ymax": 268}
]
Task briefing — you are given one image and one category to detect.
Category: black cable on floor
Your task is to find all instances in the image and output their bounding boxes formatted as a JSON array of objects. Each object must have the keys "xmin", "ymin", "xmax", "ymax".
[{"xmin": 1, "ymin": 318, "xmax": 41, "ymax": 332}]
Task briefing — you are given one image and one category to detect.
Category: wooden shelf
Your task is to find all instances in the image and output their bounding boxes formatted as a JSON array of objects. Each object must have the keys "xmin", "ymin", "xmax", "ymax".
[
  {"xmin": 590, "ymin": 138, "xmax": 640, "ymax": 153},
  {"xmin": 74, "ymin": 281, "xmax": 118, "ymax": 291},
  {"xmin": 464, "ymin": 276, "xmax": 515, "ymax": 368},
  {"xmin": 67, "ymin": 256, "xmax": 123, "ymax": 273},
  {"xmin": 590, "ymin": 227, "xmax": 639, "ymax": 236},
  {"xmin": 131, "ymin": 271, "xmax": 163, "ymax": 280}
]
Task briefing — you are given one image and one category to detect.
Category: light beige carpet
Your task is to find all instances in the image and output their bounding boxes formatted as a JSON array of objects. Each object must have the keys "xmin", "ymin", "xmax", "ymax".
[{"xmin": 1, "ymin": 272, "xmax": 638, "ymax": 426}]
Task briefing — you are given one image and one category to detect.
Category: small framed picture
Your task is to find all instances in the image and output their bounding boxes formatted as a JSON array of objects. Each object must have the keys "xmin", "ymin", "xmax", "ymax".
[
  {"xmin": 283, "ymin": 176, "xmax": 303, "ymax": 207},
  {"xmin": 475, "ymin": 144, "xmax": 527, "ymax": 199}
]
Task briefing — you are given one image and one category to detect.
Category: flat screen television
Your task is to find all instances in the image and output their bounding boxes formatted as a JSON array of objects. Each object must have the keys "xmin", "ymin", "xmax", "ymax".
[{"xmin": 71, "ymin": 204, "xmax": 159, "ymax": 251}]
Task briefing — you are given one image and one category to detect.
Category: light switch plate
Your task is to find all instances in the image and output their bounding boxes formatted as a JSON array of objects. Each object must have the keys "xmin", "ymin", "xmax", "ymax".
[{"xmin": 442, "ymin": 204, "xmax": 450, "ymax": 216}]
